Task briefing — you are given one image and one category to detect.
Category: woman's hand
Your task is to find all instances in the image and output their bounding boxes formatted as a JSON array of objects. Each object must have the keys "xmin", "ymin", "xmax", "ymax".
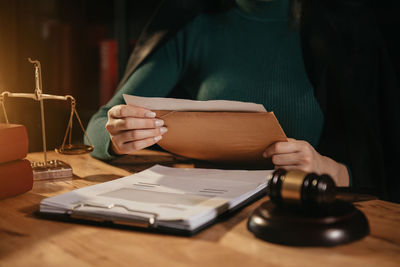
[
  {"xmin": 105, "ymin": 104, "xmax": 168, "ymax": 155},
  {"xmin": 263, "ymin": 138, "xmax": 349, "ymax": 186}
]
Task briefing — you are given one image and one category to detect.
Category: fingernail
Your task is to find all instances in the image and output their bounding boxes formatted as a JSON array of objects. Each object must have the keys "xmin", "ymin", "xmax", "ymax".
[
  {"xmin": 155, "ymin": 119, "xmax": 164, "ymax": 127},
  {"xmin": 145, "ymin": 111, "xmax": 156, "ymax": 118},
  {"xmin": 160, "ymin": 127, "xmax": 168, "ymax": 134},
  {"xmin": 154, "ymin": 135, "xmax": 162, "ymax": 142}
]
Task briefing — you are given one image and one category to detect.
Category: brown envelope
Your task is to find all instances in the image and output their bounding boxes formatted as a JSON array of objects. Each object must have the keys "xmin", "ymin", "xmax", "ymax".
[{"xmin": 155, "ymin": 110, "xmax": 287, "ymax": 167}]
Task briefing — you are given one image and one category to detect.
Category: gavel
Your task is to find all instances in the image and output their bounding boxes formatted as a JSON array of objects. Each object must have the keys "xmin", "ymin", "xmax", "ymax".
[
  {"xmin": 268, "ymin": 168, "xmax": 336, "ymax": 208},
  {"xmin": 247, "ymin": 168, "xmax": 370, "ymax": 246}
]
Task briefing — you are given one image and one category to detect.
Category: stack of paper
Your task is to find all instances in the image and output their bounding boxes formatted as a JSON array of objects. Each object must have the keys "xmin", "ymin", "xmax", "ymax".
[{"xmin": 40, "ymin": 165, "xmax": 273, "ymax": 233}]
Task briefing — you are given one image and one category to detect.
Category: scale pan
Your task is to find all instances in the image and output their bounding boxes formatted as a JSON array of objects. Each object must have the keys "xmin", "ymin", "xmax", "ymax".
[{"xmin": 55, "ymin": 144, "xmax": 94, "ymax": 155}]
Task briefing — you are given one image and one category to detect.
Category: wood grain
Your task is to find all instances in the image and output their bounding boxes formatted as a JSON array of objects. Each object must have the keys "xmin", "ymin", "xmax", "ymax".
[{"xmin": 0, "ymin": 151, "xmax": 399, "ymax": 267}]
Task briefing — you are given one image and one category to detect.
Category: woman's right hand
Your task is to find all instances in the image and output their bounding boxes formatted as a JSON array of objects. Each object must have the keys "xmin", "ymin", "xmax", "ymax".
[{"xmin": 105, "ymin": 104, "xmax": 168, "ymax": 155}]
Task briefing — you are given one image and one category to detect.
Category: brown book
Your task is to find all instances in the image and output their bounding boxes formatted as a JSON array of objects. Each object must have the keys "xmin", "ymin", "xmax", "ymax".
[
  {"xmin": 0, "ymin": 123, "xmax": 28, "ymax": 163},
  {"xmin": 0, "ymin": 159, "xmax": 33, "ymax": 200}
]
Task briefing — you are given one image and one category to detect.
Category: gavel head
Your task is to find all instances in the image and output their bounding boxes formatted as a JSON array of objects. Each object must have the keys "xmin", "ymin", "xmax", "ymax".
[{"xmin": 268, "ymin": 169, "xmax": 336, "ymax": 208}]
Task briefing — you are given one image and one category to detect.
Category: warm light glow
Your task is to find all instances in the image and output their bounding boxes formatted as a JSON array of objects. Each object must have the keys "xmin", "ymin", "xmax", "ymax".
[
  {"xmin": 326, "ymin": 229, "xmax": 344, "ymax": 241},
  {"xmin": 253, "ymin": 215, "xmax": 267, "ymax": 226}
]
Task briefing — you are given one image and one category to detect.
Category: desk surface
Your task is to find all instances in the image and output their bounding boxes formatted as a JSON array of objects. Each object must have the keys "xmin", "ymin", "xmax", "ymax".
[{"xmin": 1, "ymin": 151, "xmax": 400, "ymax": 267}]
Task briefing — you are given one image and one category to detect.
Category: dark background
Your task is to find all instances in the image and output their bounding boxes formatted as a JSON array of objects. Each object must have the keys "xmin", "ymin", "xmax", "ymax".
[
  {"xmin": 0, "ymin": 0, "xmax": 399, "ymax": 153},
  {"xmin": 0, "ymin": 0, "xmax": 159, "ymax": 152}
]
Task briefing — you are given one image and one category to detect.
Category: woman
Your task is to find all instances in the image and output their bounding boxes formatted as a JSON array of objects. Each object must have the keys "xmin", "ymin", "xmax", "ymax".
[{"xmin": 86, "ymin": 0, "xmax": 399, "ymax": 201}]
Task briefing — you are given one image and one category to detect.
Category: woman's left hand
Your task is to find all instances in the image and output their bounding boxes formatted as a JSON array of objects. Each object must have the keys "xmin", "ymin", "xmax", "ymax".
[{"xmin": 263, "ymin": 138, "xmax": 349, "ymax": 186}]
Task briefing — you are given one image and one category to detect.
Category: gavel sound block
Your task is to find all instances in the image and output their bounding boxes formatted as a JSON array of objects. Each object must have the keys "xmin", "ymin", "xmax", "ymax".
[{"xmin": 247, "ymin": 169, "xmax": 370, "ymax": 246}]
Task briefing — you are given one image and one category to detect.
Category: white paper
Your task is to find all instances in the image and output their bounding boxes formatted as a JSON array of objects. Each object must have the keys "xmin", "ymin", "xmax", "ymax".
[
  {"xmin": 123, "ymin": 94, "xmax": 267, "ymax": 112},
  {"xmin": 40, "ymin": 165, "xmax": 273, "ymax": 230}
]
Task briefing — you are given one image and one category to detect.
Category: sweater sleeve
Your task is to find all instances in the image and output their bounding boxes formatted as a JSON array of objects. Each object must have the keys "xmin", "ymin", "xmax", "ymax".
[{"xmin": 85, "ymin": 32, "xmax": 185, "ymax": 160}]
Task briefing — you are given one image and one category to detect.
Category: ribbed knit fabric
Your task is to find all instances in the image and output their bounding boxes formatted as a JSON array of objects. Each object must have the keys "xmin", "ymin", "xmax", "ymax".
[{"xmin": 86, "ymin": 0, "xmax": 324, "ymax": 160}]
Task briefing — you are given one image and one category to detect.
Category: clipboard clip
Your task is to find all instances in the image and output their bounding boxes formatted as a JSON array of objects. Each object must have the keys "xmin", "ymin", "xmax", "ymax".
[{"xmin": 68, "ymin": 202, "xmax": 159, "ymax": 228}]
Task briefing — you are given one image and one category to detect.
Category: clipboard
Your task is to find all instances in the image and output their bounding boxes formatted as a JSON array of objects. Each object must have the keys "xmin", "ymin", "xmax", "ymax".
[
  {"xmin": 36, "ymin": 187, "xmax": 266, "ymax": 236},
  {"xmin": 37, "ymin": 165, "xmax": 273, "ymax": 235}
]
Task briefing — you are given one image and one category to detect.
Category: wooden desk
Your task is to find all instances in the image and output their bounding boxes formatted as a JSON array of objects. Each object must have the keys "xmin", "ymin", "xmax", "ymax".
[{"xmin": 1, "ymin": 151, "xmax": 400, "ymax": 267}]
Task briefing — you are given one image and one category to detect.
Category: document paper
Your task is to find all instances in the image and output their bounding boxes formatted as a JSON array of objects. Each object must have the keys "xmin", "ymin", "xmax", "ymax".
[
  {"xmin": 40, "ymin": 165, "xmax": 273, "ymax": 231},
  {"xmin": 123, "ymin": 94, "xmax": 267, "ymax": 112}
]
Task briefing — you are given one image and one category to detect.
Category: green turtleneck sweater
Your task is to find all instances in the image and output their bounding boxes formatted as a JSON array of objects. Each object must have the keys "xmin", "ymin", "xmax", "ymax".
[{"xmin": 86, "ymin": 0, "xmax": 324, "ymax": 160}]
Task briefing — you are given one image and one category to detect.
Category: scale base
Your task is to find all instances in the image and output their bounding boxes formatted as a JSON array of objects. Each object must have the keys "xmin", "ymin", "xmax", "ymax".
[
  {"xmin": 248, "ymin": 200, "xmax": 369, "ymax": 246},
  {"xmin": 31, "ymin": 160, "xmax": 73, "ymax": 180}
]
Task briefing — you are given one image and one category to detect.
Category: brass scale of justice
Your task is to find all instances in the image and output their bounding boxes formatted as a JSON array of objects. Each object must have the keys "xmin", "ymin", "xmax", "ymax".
[{"xmin": 0, "ymin": 59, "xmax": 94, "ymax": 179}]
